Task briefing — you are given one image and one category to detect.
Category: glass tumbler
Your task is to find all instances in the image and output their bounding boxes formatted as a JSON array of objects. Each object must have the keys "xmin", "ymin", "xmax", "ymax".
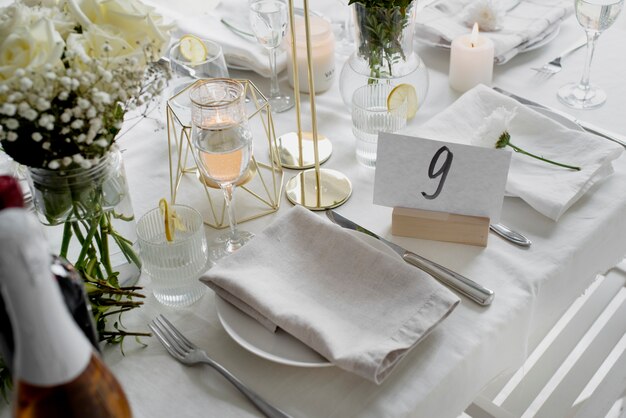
[
  {"xmin": 351, "ymin": 83, "xmax": 407, "ymax": 168},
  {"xmin": 137, "ymin": 205, "xmax": 209, "ymax": 307}
]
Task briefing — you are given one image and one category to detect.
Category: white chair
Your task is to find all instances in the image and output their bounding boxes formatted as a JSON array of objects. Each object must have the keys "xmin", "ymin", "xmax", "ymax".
[{"xmin": 464, "ymin": 261, "xmax": 626, "ymax": 418}]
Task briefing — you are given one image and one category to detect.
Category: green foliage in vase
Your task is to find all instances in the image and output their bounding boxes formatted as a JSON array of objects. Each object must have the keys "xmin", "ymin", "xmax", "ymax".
[{"xmin": 349, "ymin": 0, "xmax": 415, "ymax": 80}]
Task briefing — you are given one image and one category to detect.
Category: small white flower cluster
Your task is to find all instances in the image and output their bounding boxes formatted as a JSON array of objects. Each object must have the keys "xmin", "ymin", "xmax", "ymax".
[
  {"xmin": 464, "ymin": 0, "xmax": 505, "ymax": 32},
  {"xmin": 0, "ymin": 0, "xmax": 171, "ymax": 170},
  {"xmin": 471, "ymin": 106, "xmax": 517, "ymax": 149}
]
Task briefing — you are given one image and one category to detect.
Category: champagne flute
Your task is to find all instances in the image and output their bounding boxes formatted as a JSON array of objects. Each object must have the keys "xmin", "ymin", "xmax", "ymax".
[
  {"xmin": 190, "ymin": 79, "xmax": 254, "ymax": 260},
  {"xmin": 557, "ymin": 0, "xmax": 624, "ymax": 109},
  {"xmin": 249, "ymin": 0, "xmax": 294, "ymax": 113}
]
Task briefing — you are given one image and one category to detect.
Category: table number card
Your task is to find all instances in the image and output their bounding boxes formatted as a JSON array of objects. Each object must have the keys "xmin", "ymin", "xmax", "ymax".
[{"xmin": 373, "ymin": 133, "xmax": 511, "ymax": 245}]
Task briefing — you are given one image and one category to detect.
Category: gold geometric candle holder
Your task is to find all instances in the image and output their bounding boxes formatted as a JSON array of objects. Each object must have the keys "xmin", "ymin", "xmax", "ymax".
[{"xmin": 166, "ymin": 79, "xmax": 283, "ymax": 228}]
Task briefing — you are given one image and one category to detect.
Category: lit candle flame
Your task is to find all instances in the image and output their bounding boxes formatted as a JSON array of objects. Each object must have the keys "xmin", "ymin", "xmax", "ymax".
[{"xmin": 470, "ymin": 22, "xmax": 479, "ymax": 48}]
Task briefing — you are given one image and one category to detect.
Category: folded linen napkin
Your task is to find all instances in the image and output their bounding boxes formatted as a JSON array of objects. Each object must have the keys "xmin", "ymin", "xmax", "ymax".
[
  {"xmin": 411, "ymin": 85, "xmax": 623, "ymax": 221},
  {"xmin": 201, "ymin": 206, "xmax": 459, "ymax": 384},
  {"xmin": 415, "ymin": 0, "xmax": 573, "ymax": 64},
  {"xmin": 145, "ymin": 0, "xmax": 286, "ymax": 77}
]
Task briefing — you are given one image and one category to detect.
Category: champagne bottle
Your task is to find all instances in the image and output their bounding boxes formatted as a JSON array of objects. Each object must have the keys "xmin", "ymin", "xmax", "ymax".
[{"xmin": 0, "ymin": 208, "xmax": 132, "ymax": 418}]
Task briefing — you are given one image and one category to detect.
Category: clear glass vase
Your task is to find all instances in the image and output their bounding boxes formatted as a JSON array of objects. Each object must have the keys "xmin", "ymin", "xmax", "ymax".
[
  {"xmin": 26, "ymin": 147, "xmax": 141, "ymax": 287},
  {"xmin": 339, "ymin": 1, "xmax": 429, "ymax": 109}
]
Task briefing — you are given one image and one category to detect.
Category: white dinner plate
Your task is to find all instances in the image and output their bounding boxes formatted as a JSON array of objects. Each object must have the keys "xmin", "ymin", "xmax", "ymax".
[{"xmin": 214, "ymin": 229, "xmax": 400, "ymax": 368}]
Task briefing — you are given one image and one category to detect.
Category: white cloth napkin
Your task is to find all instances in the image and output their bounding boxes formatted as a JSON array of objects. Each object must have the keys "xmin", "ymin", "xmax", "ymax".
[
  {"xmin": 410, "ymin": 85, "xmax": 623, "ymax": 221},
  {"xmin": 415, "ymin": 0, "xmax": 573, "ymax": 64},
  {"xmin": 145, "ymin": 0, "xmax": 287, "ymax": 77},
  {"xmin": 201, "ymin": 206, "xmax": 459, "ymax": 384}
]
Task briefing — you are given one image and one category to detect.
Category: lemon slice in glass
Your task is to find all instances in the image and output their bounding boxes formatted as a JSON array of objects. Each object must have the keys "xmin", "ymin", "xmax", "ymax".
[
  {"xmin": 158, "ymin": 198, "xmax": 174, "ymax": 242},
  {"xmin": 179, "ymin": 34, "xmax": 207, "ymax": 64},
  {"xmin": 387, "ymin": 84, "xmax": 418, "ymax": 120}
]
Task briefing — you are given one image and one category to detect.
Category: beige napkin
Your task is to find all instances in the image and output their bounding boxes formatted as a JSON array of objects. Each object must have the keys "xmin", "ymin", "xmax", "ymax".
[
  {"xmin": 411, "ymin": 85, "xmax": 623, "ymax": 221},
  {"xmin": 416, "ymin": 0, "xmax": 573, "ymax": 64},
  {"xmin": 201, "ymin": 206, "xmax": 459, "ymax": 384}
]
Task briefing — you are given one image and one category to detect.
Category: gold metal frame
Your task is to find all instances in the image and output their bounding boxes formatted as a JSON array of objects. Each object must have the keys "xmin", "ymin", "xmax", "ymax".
[
  {"xmin": 284, "ymin": 0, "xmax": 351, "ymax": 209},
  {"xmin": 166, "ymin": 79, "xmax": 284, "ymax": 228}
]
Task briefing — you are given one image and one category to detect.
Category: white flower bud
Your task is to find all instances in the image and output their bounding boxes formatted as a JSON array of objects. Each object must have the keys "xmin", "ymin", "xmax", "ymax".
[
  {"xmin": 6, "ymin": 132, "xmax": 18, "ymax": 142},
  {"xmin": 42, "ymin": 142, "xmax": 51, "ymax": 150},
  {"xmin": 62, "ymin": 157, "xmax": 72, "ymax": 166},
  {"xmin": 48, "ymin": 160, "xmax": 60, "ymax": 169},
  {"xmin": 32, "ymin": 132, "xmax": 43, "ymax": 142}
]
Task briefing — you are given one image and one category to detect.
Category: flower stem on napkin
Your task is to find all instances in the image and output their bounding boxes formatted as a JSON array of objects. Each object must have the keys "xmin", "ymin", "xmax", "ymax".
[{"xmin": 497, "ymin": 132, "xmax": 580, "ymax": 171}]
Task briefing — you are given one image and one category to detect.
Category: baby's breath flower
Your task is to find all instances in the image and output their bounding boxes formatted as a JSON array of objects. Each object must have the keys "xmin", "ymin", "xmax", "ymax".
[
  {"xmin": 6, "ymin": 132, "xmax": 18, "ymax": 142},
  {"xmin": 0, "ymin": 104, "xmax": 17, "ymax": 116},
  {"xmin": 94, "ymin": 138, "xmax": 108, "ymax": 147},
  {"xmin": 4, "ymin": 118, "xmax": 19, "ymax": 130},
  {"xmin": 48, "ymin": 160, "xmax": 60, "ymax": 169},
  {"xmin": 19, "ymin": 78, "xmax": 33, "ymax": 91},
  {"xmin": 70, "ymin": 119, "xmax": 84, "ymax": 129},
  {"xmin": 32, "ymin": 132, "xmax": 43, "ymax": 142}
]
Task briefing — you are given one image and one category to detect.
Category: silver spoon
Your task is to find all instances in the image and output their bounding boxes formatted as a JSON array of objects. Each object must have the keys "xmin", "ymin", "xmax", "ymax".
[{"xmin": 490, "ymin": 223, "xmax": 532, "ymax": 247}]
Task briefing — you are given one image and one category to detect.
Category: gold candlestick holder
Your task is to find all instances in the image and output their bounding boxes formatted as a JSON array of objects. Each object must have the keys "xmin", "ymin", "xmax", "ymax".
[
  {"xmin": 284, "ymin": 0, "xmax": 351, "ymax": 209},
  {"xmin": 276, "ymin": 0, "xmax": 333, "ymax": 170},
  {"xmin": 166, "ymin": 79, "xmax": 284, "ymax": 228}
]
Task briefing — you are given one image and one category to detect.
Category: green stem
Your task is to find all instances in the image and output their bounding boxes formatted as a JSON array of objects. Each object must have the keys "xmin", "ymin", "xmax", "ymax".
[
  {"xmin": 507, "ymin": 143, "xmax": 581, "ymax": 171},
  {"xmin": 60, "ymin": 221, "xmax": 73, "ymax": 258},
  {"xmin": 99, "ymin": 215, "xmax": 114, "ymax": 277}
]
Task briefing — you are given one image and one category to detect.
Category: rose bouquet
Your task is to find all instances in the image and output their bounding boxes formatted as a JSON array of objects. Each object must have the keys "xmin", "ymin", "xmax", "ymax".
[{"xmin": 0, "ymin": 0, "xmax": 171, "ymax": 350}]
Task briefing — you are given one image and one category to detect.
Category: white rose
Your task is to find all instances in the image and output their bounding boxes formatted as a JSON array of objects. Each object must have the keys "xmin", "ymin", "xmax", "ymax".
[
  {"xmin": 0, "ymin": 2, "xmax": 73, "ymax": 40},
  {"xmin": 66, "ymin": 26, "xmax": 144, "ymax": 70},
  {"xmin": 0, "ymin": 17, "xmax": 64, "ymax": 82},
  {"xmin": 67, "ymin": 0, "xmax": 172, "ymax": 60}
]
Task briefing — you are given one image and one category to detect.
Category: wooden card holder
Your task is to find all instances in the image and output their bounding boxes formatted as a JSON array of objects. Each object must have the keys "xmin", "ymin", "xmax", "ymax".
[{"xmin": 392, "ymin": 207, "xmax": 489, "ymax": 247}]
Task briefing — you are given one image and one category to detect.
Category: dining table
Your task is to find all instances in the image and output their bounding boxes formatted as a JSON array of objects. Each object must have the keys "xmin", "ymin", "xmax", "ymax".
[{"xmin": 2, "ymin": 0, "xmax": 626, "ymax": 417}]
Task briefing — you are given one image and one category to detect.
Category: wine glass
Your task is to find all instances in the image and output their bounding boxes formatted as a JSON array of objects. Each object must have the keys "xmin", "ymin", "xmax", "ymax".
[
  {"xmin": 189, "ymin": 79, "xmax": 254, "ymax": 260},
  {"xmin": 557, "ymin": 0, "xmax": 624, "ymax": 109},
  {"xmin": 249, "ymin": 0, "xmax": 294, "ymax": 113}
]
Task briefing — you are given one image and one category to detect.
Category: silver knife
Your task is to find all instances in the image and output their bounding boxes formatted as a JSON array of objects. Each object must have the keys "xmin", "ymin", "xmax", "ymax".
[
  {"xmin": 493, "ymin": 87, "xmax": 626, "ymax": 148},
  {"xmin": 490, "ymin": 223, "xmax": 532, "ymax": 247},
  {"xmin": 326, "ymin": 210, "xmax": 495, "ymax": 306}
]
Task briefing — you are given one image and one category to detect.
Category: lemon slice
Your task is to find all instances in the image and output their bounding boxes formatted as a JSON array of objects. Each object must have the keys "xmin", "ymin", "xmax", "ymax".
[
  {"xmin": 387, "ymin": 84, "xmax": 418, "ymax": 120},
  {"xmin": 179, "ymin": 34, "xmax": 207, "ymax": 64},
  {"xmin": 159, "ymin": 198, "xmax": 174, "ymax": 242}
]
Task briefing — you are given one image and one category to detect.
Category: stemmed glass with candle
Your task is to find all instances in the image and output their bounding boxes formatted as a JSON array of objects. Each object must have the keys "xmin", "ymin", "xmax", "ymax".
[
  {"xmin": 557, "ymin": 0, "xmax": 624, "ymax": 109},
  {"xmin": 249, "ymin": 0, "xmax": 294, "ymax": 113},
  {"xmin": 190, "ymin": 79, "xmax": 254, "ymax": 260}
]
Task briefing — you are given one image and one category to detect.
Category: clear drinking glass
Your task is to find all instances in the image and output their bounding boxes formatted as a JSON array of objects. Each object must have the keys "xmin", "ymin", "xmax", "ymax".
[
  {"xmin": 190, "ymin": 79, "xmax": 254, "ymax": 261},
  {"xmin": 557, "ymin": 0, "xmax": 624, "ymax": 109},
  {"xmin": 167, "ymin": 38, "xmax": 229, "ymax": 110},
  {"xmin": 249, "ymin": 0, "xmax": 294, "ymax": 113},
  {"xmin": 137, "ymin": 205, "xmax": 208, "ymax": 307},
  {"xmin": 352, "ymin": 83, "xmax": 407, "ymax": 168}
]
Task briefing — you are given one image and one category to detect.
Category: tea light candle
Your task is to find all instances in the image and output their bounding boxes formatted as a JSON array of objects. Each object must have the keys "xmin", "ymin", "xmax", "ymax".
[
  {"xmin": 449, "ymin": 23, "xmax": 494, "ymax": 93},
  {"xmin": 286, "ymin": 16, "xmax": 335, "ymax": 94}
]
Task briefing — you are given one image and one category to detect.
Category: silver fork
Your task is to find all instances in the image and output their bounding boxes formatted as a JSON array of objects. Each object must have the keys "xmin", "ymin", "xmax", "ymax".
[
  {"xmin": 531, "ymin": 37, "xmax": 587, "ymax": 77},
  {"xmin": 149, "ymin": 315, "xmax": 292, "ymax": 418}
]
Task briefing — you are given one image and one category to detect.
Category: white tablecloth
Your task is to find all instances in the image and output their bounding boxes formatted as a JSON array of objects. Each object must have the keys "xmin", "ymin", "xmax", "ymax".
[{"xmin": 2, "ymin": 1, "xmax": 626, "ymax": 417}]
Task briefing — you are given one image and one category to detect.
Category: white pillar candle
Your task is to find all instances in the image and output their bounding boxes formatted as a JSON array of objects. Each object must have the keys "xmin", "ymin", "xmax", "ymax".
[
  {"xmin": 286, "ymin": 16, "xmax": 336, "ymax": 94},
  {"xmin": 448, "ymin": 23, "xmax": 494, "ymax": 93}
]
